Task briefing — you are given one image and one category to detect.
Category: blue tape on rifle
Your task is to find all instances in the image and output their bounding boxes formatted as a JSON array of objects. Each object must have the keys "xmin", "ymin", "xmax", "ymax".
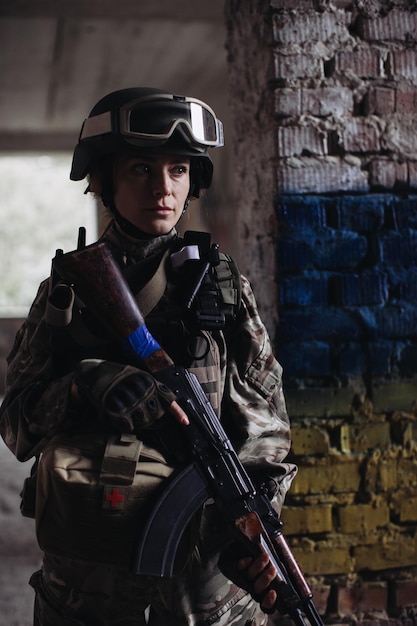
[{"xmin": 125, "ymin": 325, "xmax": 161, "ymax": 359}]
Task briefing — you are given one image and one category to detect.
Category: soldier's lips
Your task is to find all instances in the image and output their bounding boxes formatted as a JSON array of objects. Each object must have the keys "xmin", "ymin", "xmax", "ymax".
[{"xmin": 146, "ymin": 206, "xmax": 174, "ymax": 214}]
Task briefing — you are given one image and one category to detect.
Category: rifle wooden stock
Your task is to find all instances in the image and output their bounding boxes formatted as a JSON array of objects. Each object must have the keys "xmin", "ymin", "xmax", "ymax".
[
  {"xmin": 53, "ymin": 241, "xmax": 324, "ymax": 626},
  {"xmin": 53, "ymin": 241, "xmax": 173, "ymax": 372},
  {"xmin": 53, "ymin": 242, "xmax": 143, "ymax": 337}
]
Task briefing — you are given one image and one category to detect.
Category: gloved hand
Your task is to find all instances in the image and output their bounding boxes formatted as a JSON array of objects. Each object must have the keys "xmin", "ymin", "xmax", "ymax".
[
  {"xmin": 72, "ymin": 358, "xmax": 177, "ymax": 433},
  {"xmin": 219, "ymin": 541, "xmax": 278, "ymax": 614}
]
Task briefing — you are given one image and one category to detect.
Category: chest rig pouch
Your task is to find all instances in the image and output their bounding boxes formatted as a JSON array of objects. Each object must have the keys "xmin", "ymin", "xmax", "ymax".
[
  {"xmin": 143, "ymin": 231, "xmax": 242, "ymax": 380},
  {"xmin": 169, "ymin": 230, "xmax": 241, "ymax": 332}
]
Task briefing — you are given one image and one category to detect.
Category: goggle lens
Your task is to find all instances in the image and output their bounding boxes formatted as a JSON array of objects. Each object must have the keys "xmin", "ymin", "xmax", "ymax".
[
  {"xmin": 190, "ymin": 102, "xmax": 217, "ymax": 142},
  {"xmin": 124, "ymin": 97, "xmax": 222, "ymax": 146}
]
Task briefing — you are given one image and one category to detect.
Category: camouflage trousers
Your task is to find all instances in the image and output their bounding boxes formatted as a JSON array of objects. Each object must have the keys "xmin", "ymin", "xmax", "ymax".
[
  {"xmin": 30, "ymin": 554, "xmax": 268, "ymax": 626},
  {"xmin": 30, "ymin": 506, "xmax": 269, "ymax": 626}
]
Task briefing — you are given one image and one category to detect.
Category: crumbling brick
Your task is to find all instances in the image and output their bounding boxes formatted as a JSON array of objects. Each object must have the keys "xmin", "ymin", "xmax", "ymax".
[
  {"xmin": 334, "ymin": 582, "xmax": 388, "ymax": 615},
  {"xmin": 354, "ymin": 535, "xmax": 417, "ymax": 571},
  {"xmin": 291, "ymin": 424, "xmax": 330, "ymax": 455},
  {"xmin": 291, "ymin": 459, "xmax": 361, "ymax": 496},
  {"xmin": 277, "ymin": 126, "xmax": 327, "ymax": 158},
  {"xmin": 340, "ymin": 422, "xmax": 391, "ymax": 453},
  {"xmin": 338, "ymin": 503, "xmax": 390, "ymax": 533},
  {"xmin": 365, "ymin": 87, "xmax": 395, "ymax": 115},
  {"xmin": 390, "ymin": 579, "xmax": 417, "ymax": 609},
  {"xmin": 281, "ymin": 504, "xmax": 333, "ymax": 535},
  {"xmin": 357, "ymin": 11, "xmax": 417, "ymax": 42}
]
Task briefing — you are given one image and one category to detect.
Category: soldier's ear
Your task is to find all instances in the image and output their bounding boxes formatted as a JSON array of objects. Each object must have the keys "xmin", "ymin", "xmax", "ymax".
[{"xmin": 87, "ymin": 171, "xmax": 103, "ymax": 196}]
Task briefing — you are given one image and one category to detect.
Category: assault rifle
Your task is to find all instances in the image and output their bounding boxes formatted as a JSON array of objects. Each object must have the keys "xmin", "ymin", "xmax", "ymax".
[{"xmin": 53, "ymin": 239, "xmax": 324, "ymax": 626}]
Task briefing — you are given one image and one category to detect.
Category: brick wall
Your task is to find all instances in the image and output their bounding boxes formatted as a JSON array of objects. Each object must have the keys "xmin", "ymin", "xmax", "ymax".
[
  {"xmin": 226, "ymin": 0, "xmax": 417, "ymax": 623},
  {"xmin": 276, "ymin": 193, "xmax": 417, "ymax": 383}
]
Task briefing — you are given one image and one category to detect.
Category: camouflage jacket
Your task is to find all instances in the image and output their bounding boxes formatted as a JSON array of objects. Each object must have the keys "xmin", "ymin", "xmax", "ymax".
[{"xmin": 0, "ymin": 222, "xmax": 295, "ymax": 508}]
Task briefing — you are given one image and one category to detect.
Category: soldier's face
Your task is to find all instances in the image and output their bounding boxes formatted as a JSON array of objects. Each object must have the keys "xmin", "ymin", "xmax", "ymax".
[{"xmin": 112, "ymin": 153, "xmax": 191, "ymax": 235}]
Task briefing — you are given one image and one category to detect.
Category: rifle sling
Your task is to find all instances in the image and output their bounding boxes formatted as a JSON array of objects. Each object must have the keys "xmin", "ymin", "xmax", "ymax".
[
  {"xmin": 49, "ymin": 250, "xmax": 170, "ymax": 347},
  {"xmin": 132, "ymin": 249, "xmax": 170, "ymax": 318}
]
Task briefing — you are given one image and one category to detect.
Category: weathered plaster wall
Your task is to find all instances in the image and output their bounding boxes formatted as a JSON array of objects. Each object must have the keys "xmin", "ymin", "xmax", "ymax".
[{"xmin": 225, "ymin": 0, "xmax": 279, "ymax": 332}]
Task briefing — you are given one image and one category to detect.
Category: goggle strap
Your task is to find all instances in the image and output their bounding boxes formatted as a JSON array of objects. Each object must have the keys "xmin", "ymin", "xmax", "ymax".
[
  {"xmin": 216, "ymin": 120, "xmax": 224, "ymax": 148},
  {"xmin": 81, "ymin": 111, "xmax": 112, "ymax": 140}
]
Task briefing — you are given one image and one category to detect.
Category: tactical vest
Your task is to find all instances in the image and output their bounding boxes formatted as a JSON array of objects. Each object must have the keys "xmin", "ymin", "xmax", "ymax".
[
  {"xmin": 46, "ymin": 230, "xmax": 242, "ymax": 411},
  {"xmin": 24, "ymin": 231, "xmax": 242, "ymax": 568}
]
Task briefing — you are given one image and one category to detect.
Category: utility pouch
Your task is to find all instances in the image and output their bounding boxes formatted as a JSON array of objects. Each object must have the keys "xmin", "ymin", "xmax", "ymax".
[{"xmin": 34, "ymin": 430, "xmax": 178, "ymax": 568}]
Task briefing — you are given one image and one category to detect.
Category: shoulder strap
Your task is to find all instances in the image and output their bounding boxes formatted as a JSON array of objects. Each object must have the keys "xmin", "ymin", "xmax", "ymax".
[
  {"xmin": 134, "ymin": 249, "xmax": 170, "ymax": 317},
  {"xmin": 48, "ymin": 249, "xmax": 170, "ymax": 348}
]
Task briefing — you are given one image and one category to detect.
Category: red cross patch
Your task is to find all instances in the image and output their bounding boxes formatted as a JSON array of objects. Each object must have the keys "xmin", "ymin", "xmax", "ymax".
[{"xmin": 102, "ymin": 486, "xmax": 126, "ymax": 511}]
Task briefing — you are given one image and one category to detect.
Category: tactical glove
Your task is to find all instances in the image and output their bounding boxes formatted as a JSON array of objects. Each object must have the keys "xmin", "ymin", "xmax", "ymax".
[
  {"xmin": 218, "ymin": 541, "xmax": 277, "ymax": 614},
  {"xmin": 73, "ymin": 359, "xmax": 176, "ymax": 433}
]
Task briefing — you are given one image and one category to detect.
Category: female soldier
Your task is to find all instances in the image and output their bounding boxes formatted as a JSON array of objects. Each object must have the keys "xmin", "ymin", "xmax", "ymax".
[{"xmin": 0, "ymin": 88, "xmax": 295, "ymax": 626}]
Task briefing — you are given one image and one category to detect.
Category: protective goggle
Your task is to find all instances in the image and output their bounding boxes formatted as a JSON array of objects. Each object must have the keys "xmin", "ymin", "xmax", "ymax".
[{"xmin": 80, "ymin": 94, "xmax": 224, "ymax": 149}]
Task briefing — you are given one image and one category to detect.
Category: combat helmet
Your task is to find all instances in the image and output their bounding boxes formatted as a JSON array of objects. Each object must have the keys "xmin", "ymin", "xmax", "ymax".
[{"xmin": 70, "ymin": 87, "xmax": 223, "ymax": 197}]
